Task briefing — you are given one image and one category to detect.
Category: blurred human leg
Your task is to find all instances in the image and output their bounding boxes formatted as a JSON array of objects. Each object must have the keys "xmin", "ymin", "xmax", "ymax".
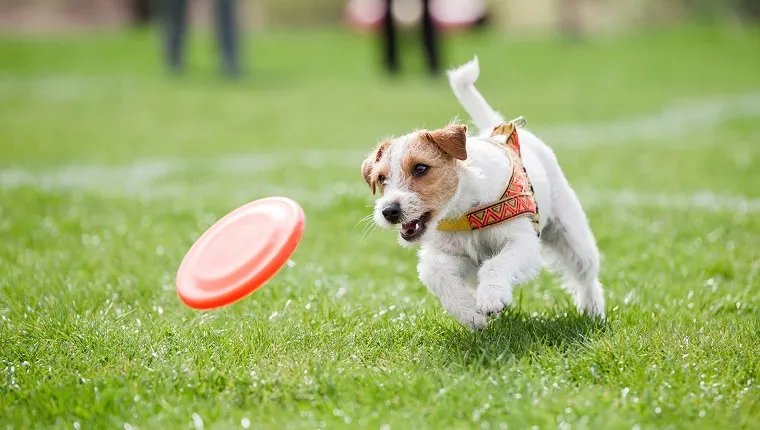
[
  {"xmin": 215, "ymin": 0, "xmax": 241, "ymax": 78},
  {"xmin": 382, "ymin": 0, "xmax": 399, "ymax": 73},
  {"xmin": 421, "ymin": 0, "xmax": 440, "ymax": 75},
  {"xmin": 163, "ymin": 0, "xmax": 188, "ymax": 73}
]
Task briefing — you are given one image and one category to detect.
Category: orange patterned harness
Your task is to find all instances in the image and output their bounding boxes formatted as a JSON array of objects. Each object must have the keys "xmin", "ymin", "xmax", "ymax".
[{"xmin": 437, "ymin": 119, "xmax": 540, "ymax": 236}]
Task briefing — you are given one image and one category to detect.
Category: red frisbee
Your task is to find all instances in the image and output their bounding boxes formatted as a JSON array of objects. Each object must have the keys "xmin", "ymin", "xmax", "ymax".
[{"xmin": 176, "ymin": 197, "xmax": 305, "ymax": 310}]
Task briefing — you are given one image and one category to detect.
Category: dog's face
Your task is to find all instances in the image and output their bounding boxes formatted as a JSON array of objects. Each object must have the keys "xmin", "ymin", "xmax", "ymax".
[{"xmin": 361, "ymin": 124, "xmax": 467, "ymax": 244}]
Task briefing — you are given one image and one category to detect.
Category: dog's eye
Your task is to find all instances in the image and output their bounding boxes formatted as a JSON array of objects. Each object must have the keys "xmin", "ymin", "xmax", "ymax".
[
  {"xmin": 413, "ymin": 164, "xmax": 429, "ymax": 177},
  {"xmin": 378, "ymin": 175, "xmax": 387, "ymax": 185}
]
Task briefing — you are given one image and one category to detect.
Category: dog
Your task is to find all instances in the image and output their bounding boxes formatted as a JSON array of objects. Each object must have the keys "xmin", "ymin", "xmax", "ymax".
[{"xmin": 360, "ymin": 56, "xmax": 605, "ymax": 329}]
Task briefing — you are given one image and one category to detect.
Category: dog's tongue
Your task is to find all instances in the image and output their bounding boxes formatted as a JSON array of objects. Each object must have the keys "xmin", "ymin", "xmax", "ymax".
[{"xmin": 402, "ymin": 220, "xmax": 420, "ymax": 236}]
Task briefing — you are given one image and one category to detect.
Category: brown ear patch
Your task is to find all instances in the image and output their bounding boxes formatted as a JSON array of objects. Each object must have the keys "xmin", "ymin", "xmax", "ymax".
[
  {"xmin": 361, "ymin": 140, "xmax": 391, "ymax": 195},
  {"xmin": 424, "ymin": 124, "xmax": 468, "ymax": 160},
  {"xmin": 361, "ymin": 157, "xmax": 375, "ymax": 194},
  {"xmin": 375, "ymin": 144, "xmax": 386, "ymax": 162}
]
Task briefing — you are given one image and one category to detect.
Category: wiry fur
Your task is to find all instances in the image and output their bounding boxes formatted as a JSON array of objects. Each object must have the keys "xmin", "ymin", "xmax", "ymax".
[{"xmin": 362, "ymin": 56, "xmax": 606, "ymax": 329}]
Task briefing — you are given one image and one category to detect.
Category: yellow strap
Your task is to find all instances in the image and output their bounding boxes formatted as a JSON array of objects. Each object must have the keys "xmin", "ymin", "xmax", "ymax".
[{"xmin": 437, "ymin": 217, "xmax": 472, "ymax": 231}]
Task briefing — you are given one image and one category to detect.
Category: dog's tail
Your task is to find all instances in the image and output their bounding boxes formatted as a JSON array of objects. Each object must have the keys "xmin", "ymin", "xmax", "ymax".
[{"xmin": 447, "ymin": 56, "xmax": 504, "ymax": 133}]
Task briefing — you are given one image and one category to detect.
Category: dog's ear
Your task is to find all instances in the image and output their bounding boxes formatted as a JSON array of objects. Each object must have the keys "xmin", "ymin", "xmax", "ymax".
[
  {"xmin": 425, "ymin": 124, "xmax": 468, "ymax": 160},
  {"xmin": 362, "ymin": 141, "xmax": 390, "ymax": 195},
  {"xmin": 361, "ymin": 156, "xmax": 376, "ymax": 195}
]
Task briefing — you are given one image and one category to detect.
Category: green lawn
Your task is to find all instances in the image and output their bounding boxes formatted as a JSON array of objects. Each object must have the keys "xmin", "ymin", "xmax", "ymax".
[{"xmin": 2, "ymin": 24, "xmax": 760, "ymax": 429}]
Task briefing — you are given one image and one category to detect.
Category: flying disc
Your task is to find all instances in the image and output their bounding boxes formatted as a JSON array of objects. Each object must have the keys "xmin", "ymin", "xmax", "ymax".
[{"xmin": 176, "ymin": 197, "xmax": 305, "ymax": 310}]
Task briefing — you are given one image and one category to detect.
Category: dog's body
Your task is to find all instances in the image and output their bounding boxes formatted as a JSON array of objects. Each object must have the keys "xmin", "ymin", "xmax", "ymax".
[{"xmin": 361, "ymin": 57, "xmax": 605, "ymax": 329}]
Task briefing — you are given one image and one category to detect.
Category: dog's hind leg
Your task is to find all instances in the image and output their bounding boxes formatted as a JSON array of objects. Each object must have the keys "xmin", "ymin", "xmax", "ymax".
[
  {"xmin": 540, "ymin": 181, "xmax": 606, "ymax": 319},
  {"xmin": 447, "ymin": 56, "xmax": 504, "ymax": 134}
]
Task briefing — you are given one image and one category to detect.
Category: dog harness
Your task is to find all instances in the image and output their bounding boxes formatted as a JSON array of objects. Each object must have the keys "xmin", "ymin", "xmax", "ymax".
[{"xmin": 437, "ymin": 117, "xmax": 540, "ymax": 236}]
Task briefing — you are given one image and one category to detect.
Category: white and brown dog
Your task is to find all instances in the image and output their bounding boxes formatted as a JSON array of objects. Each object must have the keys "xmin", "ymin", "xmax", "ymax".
[{"xmin": 361, "ymin": 56, "xmax": 605, "ymax": 329}]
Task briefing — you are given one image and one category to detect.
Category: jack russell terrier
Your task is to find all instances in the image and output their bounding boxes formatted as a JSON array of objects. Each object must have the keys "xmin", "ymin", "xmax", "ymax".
[{"xmin": 361, "ymin": 56, "xmax": 605, "ymax": 329}]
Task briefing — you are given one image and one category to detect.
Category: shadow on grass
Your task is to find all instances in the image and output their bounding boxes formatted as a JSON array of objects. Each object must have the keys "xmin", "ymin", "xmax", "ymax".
[{"xmin": 441, "ymin": 309, "xmax": 607, "ymax": 368}]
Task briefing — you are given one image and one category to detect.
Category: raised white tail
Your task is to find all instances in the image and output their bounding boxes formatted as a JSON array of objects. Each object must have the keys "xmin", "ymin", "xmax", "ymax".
[{"xmin": 447, "ymin": 56, "xmax": 504, "ymax": 133}]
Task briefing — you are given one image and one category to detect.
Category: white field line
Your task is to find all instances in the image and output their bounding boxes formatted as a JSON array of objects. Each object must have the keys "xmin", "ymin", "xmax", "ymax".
[
  {"xmin": 0, "ymin": 149, "xmax": 353, "ymax": 195},
  {"xmin": 0, "ymin": 75, "xmax": 138, "ymax": 101},
  {"xmin": 577, "ymin": 188, "xmax": 760, "ymax": 214},
  {"xmin": 540, "ymin": 92, "xmax": 760, "ymax": 147}
]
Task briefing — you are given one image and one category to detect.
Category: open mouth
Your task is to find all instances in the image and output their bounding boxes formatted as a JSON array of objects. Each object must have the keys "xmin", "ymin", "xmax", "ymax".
[{"xmin": 400, "ymin": 212, "xmax": 431, "ymax": 242}]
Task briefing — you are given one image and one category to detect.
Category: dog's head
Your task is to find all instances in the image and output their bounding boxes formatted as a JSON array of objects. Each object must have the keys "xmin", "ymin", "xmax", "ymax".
[{"xmin": 361, "ymin": 124, "xmax": 467, "ymax": 244}]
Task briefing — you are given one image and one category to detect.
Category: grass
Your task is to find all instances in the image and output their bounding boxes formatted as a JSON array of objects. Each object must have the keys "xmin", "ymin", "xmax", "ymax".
[{"xmin": 1, "ymin": 23, "xmax": 760, "ymax": 429}]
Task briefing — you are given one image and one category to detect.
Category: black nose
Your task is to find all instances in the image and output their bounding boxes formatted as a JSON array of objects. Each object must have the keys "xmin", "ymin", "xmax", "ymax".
[{"xmin": 382, "ymin": 202, "xmax": 402, "ymax": 223}]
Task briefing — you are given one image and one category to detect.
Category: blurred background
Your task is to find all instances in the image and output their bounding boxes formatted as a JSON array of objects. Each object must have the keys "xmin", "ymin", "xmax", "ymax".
[
  {"xmin": 0, "ymin": 0, "xmax": 758, "ymax": 192},
  {"xmin": 0, "ymin": 0, "xmax": 759, "ymax": 204},
  {"xmin": 0, "ymin": 0, "xmax": 758, "ymax": 34}
]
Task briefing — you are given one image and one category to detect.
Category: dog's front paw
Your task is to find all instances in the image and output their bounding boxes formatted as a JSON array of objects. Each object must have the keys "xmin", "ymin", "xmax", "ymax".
[{"xmin": 476, "ymin": 284, "xmax": 512, "ymax": 316}]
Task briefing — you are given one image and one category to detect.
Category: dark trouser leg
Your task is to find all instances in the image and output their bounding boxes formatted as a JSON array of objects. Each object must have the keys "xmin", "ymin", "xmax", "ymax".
[
  {"xmin": 382, "ymin": 0, "xmax": 399, "ymax": 73},
  {"xmin": 421, "ymin": 0, "xmax": 440, "ymax": 75},
  {"xmin": 215, "ymin": 0, "xmax": 240, "ymax": 77},
  {"xmin": 164, "ymin": 0, "xmax": 187, "ymax": 72},
  {"xmin": 132, "ymin": 0, "xmax": 152, "ymax": 26}
]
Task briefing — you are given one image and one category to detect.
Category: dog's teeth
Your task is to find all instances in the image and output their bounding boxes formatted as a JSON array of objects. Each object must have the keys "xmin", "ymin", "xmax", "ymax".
[{"xmin": 401, "ymin": 219, "xmax": 424, "ymax": 238}]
